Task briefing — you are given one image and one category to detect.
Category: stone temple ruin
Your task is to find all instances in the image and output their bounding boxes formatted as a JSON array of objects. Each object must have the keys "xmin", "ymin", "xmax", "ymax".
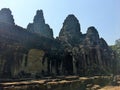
[{"xmin": 0, "ymin": 8, "xmax": 115, "ymax": 79}]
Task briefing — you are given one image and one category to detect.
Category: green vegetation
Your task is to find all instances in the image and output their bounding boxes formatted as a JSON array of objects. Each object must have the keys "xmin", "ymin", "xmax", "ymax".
[{"xmin": 111, "ymin": 39, "xmax": 120, "ymax": 74}]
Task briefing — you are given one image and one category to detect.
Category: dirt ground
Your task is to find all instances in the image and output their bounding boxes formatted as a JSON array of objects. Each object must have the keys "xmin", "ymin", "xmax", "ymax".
[{"xmin": 99, "ymin": 86, "xmax": 120, "ymax": 90}]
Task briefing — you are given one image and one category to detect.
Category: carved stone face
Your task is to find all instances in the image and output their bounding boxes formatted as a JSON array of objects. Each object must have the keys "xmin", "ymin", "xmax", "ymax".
[{"xmin": 0, "ymin": 8, "xmax": 14, "ymax": 25}]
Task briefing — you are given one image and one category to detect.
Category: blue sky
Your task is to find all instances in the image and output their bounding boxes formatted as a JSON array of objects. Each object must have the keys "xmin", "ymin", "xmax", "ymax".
[{"xmin": 0, "ymin": 0, "xmax": 119, "ymax": 45}]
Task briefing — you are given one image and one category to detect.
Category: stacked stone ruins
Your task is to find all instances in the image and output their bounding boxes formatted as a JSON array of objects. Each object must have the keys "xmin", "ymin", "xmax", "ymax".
[{"xmin": 0, "ymin": 8, "xmax": 115, "ymax": 78}]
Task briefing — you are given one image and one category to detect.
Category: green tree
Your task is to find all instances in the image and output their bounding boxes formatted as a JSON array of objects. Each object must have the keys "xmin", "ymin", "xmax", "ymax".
[{"xmin": 111, "ymin": 39, "xmax": 120, "ymax": 74}]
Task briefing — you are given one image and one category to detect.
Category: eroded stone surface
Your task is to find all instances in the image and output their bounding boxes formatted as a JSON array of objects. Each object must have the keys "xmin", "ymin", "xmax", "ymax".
[
  {"xmin": 0, "ymin": 8, "xmax": 14, "ymax": 25},
  {"xmin": 0, "ymin": 76, "xmax": 112, "ymax": 90},
  {"xmin": 27, "ymin": 10, "xmax": 53, "ymax": 39},
  {"xmin": 0, "ymin": 8, "xmax": 115, "ymax": 79}
]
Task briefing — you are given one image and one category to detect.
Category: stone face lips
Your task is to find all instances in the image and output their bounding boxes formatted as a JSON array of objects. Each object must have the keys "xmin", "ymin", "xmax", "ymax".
[
  {"xmin": 0, "ymin": 8, "xmax": 15, "ymax": 25},
  {"xmin": 27, "ymin": 10, "xmax": 53, "ymax": 39}
]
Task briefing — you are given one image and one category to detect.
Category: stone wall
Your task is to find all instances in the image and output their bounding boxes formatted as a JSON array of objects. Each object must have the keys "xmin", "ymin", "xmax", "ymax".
[
  {"xmin": 0, "ymin": 8, "xmax": 115, "ymax": 79},
  {"xmin": 0, "ymin": 76, "xmax": 112, "ymax": 90}
]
